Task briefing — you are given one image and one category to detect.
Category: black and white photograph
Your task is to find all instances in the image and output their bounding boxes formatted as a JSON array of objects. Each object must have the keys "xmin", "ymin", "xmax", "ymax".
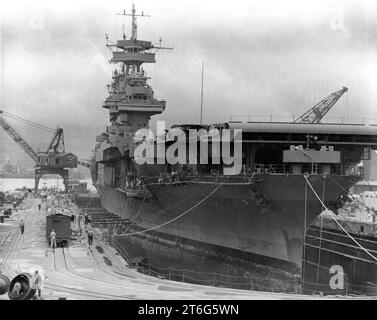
[{"xmin": 1, "ymin": 0, "xmax": 377, "ymax": 309}]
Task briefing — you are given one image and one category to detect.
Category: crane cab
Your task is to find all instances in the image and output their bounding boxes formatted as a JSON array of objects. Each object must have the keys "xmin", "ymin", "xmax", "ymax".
[{"xmin": 36, "ymin": 152, "xmax": 78, "ymax": 169}]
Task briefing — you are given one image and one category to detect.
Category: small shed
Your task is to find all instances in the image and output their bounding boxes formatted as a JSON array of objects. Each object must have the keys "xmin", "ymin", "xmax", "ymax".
[{"xmin": 46, "ymin": 213, "xmax": 72, "ymax": 247}]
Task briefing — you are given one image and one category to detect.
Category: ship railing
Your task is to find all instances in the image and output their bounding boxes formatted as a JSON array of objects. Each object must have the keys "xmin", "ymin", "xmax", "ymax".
[
  {"xmin": 252, "ymin": 163, "xmax": 290, "ymax": 174},
  {"xmin": 121, "ymin": 99, "xmax": 166, "ymax": 105},
  {"xmin": 331, "ymin": 165, "xmax": 364, "ymax": 177},
  {"xmin": 139, "ymin": 259, "xmax": 371, "ymax": 295},
  {"xmin": 102, "ymin": 98, "xmax": 166, "ymax": 105},
  {"xmin": 252, "ymin": 163, "xmax": 324, "ymax": 175},
  {"xmin": 106, "ymin": 231, "xmax": 300, "ymax": 293},
  {"xmin": 133, "ymin": 260, "xmax": 301, "ymax": 294},
  {"xmin": 229, "ymin": 114, "xmax": 377, "ymax": 125},
  {"xmin": 252, "ymin": 163, "xmax": 364, "ymax": 176}
]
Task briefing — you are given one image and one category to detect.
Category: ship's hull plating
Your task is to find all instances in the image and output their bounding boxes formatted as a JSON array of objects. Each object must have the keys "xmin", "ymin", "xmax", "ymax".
[
  {"xmin": 303, "ymin": 221, "xmax": 377, "ymax": 295},
  {"xmin": 95, "ymin": 174, "xmax": 357, "ymax": 291}
]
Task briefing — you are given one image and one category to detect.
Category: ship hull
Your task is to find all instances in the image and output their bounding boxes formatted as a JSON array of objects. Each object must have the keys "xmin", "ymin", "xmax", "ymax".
[
  {"xmin": 303, "ymin": 218, "xmax": 377, "ymax": 295},
  {"xmin": 95, "ymin": 173, "xmax": 357, "ymax": 292}
]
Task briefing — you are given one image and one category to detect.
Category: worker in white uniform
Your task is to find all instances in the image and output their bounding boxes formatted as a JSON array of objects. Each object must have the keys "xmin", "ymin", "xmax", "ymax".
[{"xmin": 50, "ymin": 229, "xmax": 57, "ymax": 248}]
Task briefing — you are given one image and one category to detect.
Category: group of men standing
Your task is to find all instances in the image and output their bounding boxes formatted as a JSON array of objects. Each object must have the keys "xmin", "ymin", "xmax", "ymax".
[{"xmin": 14, "ymin": 194, "xmax": 96, "ymax": 300}]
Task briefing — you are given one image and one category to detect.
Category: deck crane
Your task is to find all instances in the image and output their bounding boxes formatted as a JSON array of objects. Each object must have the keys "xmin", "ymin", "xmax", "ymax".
[
  {"xmin": 293, "ymin": 87, "xmax": 348, "ymax": 124},
  {"xmin": 0, "ymin": 110, "xmax": 78, "ymax": 193}
]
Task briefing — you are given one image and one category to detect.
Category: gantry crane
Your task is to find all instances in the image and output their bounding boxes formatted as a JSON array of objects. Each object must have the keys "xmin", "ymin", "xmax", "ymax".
[
  {"xmin": 0, "ymin": 110, "xmax": 78, "ymax": 193},
  {"xmin": 293, "ymin": 87, "xmax": 348, "ymax": 124}
]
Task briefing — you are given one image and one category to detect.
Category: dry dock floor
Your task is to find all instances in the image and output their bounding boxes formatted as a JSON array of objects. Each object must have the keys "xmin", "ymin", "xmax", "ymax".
[{"xmin": 0, "ymin": 197, "xmax": 375, "ymax": 300}]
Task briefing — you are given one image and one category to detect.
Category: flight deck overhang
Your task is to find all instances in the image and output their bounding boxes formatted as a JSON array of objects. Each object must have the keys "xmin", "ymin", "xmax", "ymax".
[
  {"xmin": 228, "ymin": 121, "xmax": 377, "ymax": 135},
  {"xmin": 228, "ymin": 122, "xmax": 377, "ymax": 146}
]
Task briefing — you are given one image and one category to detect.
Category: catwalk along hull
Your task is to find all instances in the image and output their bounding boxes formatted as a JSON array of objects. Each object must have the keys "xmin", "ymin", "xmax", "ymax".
[{"xmin": 95, "ymin": 174, "xmax": 357, "ymax": 291}]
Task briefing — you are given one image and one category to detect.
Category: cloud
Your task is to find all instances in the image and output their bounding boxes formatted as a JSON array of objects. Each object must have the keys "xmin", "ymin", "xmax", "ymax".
[{"xmin": 1, "ymin": 0, "xmax": 377, "ymax": 167}]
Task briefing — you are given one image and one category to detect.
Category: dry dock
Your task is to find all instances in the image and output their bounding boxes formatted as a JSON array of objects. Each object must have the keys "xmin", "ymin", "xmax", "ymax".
[{"xmin": 0, "ymin": 196, "xmax": 374, "ymax": 300}]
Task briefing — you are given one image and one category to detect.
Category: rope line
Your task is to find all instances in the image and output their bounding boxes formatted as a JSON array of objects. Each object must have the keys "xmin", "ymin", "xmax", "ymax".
[
  {"xmin": 302, "ymin": 179, "xmax": 308, "ymax": 289},
  {"xmin": 129, "ymin": 191, "xmax": 147, "ymax": 223},
  {"xmin": 1, "ymin": 111, "xmax": 56, "ymax": 133},
  {"xmin": 304, "ymin": 175, "xmax": 377, "ymax": 262},
  {"xmin": 315, "ymin": 178, "xmax": 326, "ymax": 290},
  {"xmin": 113, "ymin": 177, "xmax": 229, "ymax": 237}
]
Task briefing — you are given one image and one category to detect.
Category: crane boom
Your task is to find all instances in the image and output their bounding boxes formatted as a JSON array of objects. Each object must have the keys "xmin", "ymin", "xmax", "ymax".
[
  {"xmin": 78, "ymin": 159, "xmax": 92, "ymax": 168},
  {"xmin": 46, "ymin": 128, "xmax": 65, "ymax": 153},
  {"xmin": 0, "ymin": 110, "xmax": 91, "ymax": 192},
  {"xmin": 293, "ymin": 87, "xmax": 348, "ymax": 124},
  {"xmin": 0, "ymin": 111, "xmax": 38, "ymax": 161}
]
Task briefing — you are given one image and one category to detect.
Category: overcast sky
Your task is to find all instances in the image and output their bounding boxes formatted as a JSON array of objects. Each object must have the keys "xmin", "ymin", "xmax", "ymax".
[{"xmin": 1, "ymin": 0, "xmax": 377, "ymax": 167}]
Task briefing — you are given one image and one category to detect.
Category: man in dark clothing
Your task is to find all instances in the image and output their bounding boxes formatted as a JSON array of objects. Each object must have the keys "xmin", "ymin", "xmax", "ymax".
[
  {"xmin": 87, "ymin": 229, "xmax": 94, "ymax": 246},
  {"xmin": 19, "ymin": 220, "xmax": 25, "ymax": 235}
]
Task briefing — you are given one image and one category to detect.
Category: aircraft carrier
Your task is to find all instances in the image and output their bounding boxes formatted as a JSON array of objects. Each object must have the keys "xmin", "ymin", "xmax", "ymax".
[{"xmin": 90, "ymin": 5, "xmax": 377, "ymax": 294}]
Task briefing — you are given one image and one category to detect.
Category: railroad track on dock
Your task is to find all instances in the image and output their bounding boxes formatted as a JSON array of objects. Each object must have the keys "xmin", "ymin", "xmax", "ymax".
[
  {"xmin": 7, "ymin": 234, "xmax": 126, "ymax": 299},
  {"xmin": 0, "ymin": 231, "xmax": 14, "ymax": 247},
  {"xmin": 1, "ymin": 203, "xmax": 32, "ymax": 276},
  {"xmin": 48, "ymin": 247, "xmax": 134, "ymax": 300},
  {"xmin": 0, "ymin": 231, "xmax": 21, "ymax": 275},
  {"xmin": 1, "ymin": 200, "xmax": 126, "ymax": 300},
  {"xmin": 6, "ymin": 199, "xmax": 250, "ymax": 299}
]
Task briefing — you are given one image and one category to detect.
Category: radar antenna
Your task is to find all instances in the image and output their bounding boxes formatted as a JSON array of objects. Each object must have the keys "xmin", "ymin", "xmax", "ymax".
[{"xmin": 116, "ymin": 3, "xmax": 150, "ymax": 40}]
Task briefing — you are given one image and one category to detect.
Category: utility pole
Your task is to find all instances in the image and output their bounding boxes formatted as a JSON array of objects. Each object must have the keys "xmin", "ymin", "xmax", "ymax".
[{"xmin": 200, "ymin": 61, "xmax": 204, "ymax": 125}]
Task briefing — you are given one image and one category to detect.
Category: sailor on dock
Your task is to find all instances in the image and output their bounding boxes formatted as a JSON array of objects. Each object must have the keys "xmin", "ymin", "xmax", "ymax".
[
  {"xmin": 84, "ymin": 213, "xmax": 88, "ymax": 224},
  {"xmin": 30, "ymin": 270, "xmax": 43, "ymax": 299},
  {"xmin": 19, "ymin": 219, "xmax": 25, "ymax": 235},
  {"xmin": 87, "ymin": 229, "xmax": 94, "ymax": 246},
  {"xmin": 50, "ymin": 229, "xmax": 57, "ymax": 248}
]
